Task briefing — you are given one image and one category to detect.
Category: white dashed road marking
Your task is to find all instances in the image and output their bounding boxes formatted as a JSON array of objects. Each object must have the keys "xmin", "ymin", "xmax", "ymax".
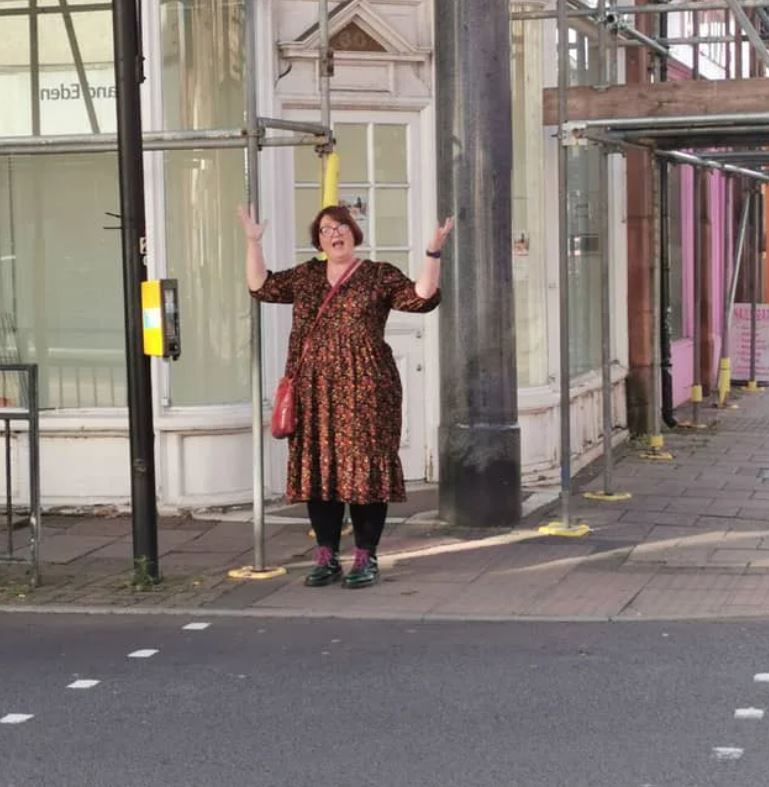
[
  {"xmin": 734, "ymin": 707, "xmax": 764, "ymax": 720},
  {"xmin": 128, "ymin": 649, "xmax": 158, "ymax": 659},
  {"xmin": 712, "ymin": 747, "xmax": 744, "ymax": 761},
  {"xmin": 753, "ymin": 673, "xmax": 769, "ymax": 683},
  {"xmin": 67, "ymin": 679, "xmax": 100, "ymax": 690},
  {"xmin": 182, "ymin": 622, "xmax": 210, "ymax": 631},
  {"xmin": 1, "ymin": 714, "xmax": 33, "ymax": 725}
]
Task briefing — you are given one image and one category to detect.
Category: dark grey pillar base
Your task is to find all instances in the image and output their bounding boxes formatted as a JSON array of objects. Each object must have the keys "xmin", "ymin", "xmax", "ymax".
[{"xmin": 438, "ymin": 423, "xmax": 522, "ymax": 528}]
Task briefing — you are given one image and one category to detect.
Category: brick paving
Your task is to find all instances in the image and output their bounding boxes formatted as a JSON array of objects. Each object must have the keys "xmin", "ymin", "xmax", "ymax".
[{"xmin": 6, "ymin": 389, "xmax": 769, "ymax": 621}]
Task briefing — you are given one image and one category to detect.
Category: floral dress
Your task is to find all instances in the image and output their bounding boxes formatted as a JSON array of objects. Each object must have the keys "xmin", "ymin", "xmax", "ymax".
[{"xmin": 251, "ymin": 258, "xmax": 440, "ymax": 503}]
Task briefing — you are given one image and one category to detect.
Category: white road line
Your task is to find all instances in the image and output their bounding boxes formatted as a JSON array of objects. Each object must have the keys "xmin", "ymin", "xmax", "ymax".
[
  {"xmin": 753, "ymin": 673, "xmax": 769, "ymax": 682},
  {"xmin": 128, "ymin": 649, "xmax": 158, "ymax": 659},
  {"xmin": 735, "ymin": 707, "xmax": 764, "ymax": 720},
  {"xmin": 182, "ymin": 622, "xmax": 210, "ymax": 631},
  {"xmin": 1, "ymin": 714, "xmax": 33, "ymax": 724},
  {"xmin": 67, "ymin": 679, "xmax": 100, "ymax": 690},
  {"xmin": 712, "ymin": 747, "xmax": 744, "ymax": 761}
]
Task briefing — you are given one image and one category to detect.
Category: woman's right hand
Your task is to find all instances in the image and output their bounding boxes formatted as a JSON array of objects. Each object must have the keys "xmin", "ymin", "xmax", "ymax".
[{"xmin": 237, "ymin": 205, "xmax": 267, "ymax": 243}]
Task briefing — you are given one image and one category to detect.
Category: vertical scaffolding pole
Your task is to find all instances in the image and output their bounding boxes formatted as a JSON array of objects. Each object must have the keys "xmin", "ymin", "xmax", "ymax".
[
  {"xmin": 229, "ymin": 0, "xmax": 286, "ymax": 582},
  {"xmin": 584, "ymin": 0, "xmax": 630, "ymax": 503},
  {"xmin": 723, "ymin": 186, "xmax": 752, "ymax": 383},
  {"xmin": 718, "ymin": 177, "xmax": 732, "ymax": 405},
  {"xmin": 692, "ymin": 169, "xmax": 704, "ymax": 421},
  {"xmin": 540, "ymin": 0, "xmax": 588, "ymax": 534},
  {"xmin": 747, "ymin": 184, "xmax": 760, "ymax": 390},
  {"xmin": 650, "ymin": 157, "xmax": 664, "ymax": 447},
  {"xmin": 557, "ymin": 0, "xmax": 572, "ymax": 527}
]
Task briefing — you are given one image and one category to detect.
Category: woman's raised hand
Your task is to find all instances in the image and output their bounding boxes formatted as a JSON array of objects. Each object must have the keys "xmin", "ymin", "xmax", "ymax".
[
  {"xmin": 237, "ymin": 205, "xmax": 267, "ymax": 243},
  {"xmin": 427, "ymin": 216, "xmax": 455, "ymax": 254}
]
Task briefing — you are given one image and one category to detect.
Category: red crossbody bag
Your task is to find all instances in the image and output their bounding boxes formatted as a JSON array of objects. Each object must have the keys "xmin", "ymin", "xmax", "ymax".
[{"xmin": 271, "ymin": 259, "xmax": 361, "ymax": 439}]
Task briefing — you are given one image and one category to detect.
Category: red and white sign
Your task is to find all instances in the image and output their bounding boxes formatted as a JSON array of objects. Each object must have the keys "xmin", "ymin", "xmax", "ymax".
[{"xmin": 730, "ymin": 303, "xmax": 769, "ymax": 381}]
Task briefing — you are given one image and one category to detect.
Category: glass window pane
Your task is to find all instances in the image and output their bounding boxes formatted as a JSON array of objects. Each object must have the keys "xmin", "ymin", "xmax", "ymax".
[
  {"xmin": 374, "ymin": 125, "xmax": 407, "ymax": 183},
  {"xmin": 294, "ymin": 146, "xmax": 321, "ymax": 184},
  {"xmin": 375, "ymin": 188, "xmax": 408, "ymax": 247},
  {"xmin": 23, "ymin": 11, "xmax": 117, "ymax": 135},
  {"xmin": 165, "ymin": 149, "xmax": 249, "ymax": 406},
  {"xmin": 295, "ymin": 188, "xmax": 320, "ymax": 246},
  {"xmin": 0, "ymin": 18, "xmax": 31, "ymax": 136},
  {"xmin": 339, "ymin": 189, "xmax": 370, "ymax": 246},
  {"xmin": 161, "ymin": 0, "xmax": 245, "ymax": 131},
  {"xmin": 0, "ymin": 153, "xmax": 126, "ymax": 409},
  {"xmin": 334, "ymin": 124, "xmax": 368, "ymax": 183},
  {"xmin": 567, "ymin": 147, "xmax": 601, "ymax": 376}
]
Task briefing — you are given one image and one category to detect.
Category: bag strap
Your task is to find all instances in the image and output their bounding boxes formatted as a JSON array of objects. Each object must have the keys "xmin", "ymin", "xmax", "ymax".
[{"xmin": 293, "ymin": 258, "xmax": 362, "ymax": 375}]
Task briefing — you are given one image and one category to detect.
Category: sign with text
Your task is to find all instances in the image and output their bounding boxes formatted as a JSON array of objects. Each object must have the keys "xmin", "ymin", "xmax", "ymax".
[{"xmin": 730, "ymin": 303, "xmax": 769, "ymax": 381}]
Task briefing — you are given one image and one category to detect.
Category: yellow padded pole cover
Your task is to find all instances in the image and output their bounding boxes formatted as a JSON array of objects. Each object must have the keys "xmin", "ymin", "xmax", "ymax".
[{"xmin": 321, "ymin": 152, "xmax": 340, "ymax": 208}]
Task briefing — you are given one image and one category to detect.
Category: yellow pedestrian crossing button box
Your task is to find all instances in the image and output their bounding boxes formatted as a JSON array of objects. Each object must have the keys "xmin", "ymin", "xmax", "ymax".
[{"xmin": 141, "ymin": 279, "xmax": 181, "ymax": 360}]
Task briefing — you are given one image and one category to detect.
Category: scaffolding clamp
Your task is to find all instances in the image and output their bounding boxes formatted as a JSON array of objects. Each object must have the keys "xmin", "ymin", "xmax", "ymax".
[{"xmin": 560, "ymin": 122, "xmax": 589, "ymax": 147}]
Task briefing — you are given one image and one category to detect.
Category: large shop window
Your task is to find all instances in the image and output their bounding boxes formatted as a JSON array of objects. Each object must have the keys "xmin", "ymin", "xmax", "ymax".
[
  {"xmin": 294, "ymin": 123, "xmax": 410, "ymax": 272},
  {"xmin": 0, "ymin": 1, "xmax": 124, "ymax": 409},
  {"xmin": 566, "ymin": 28, "xmax": 602, "ymax": 378},
  {"xmin": 161, "ymin": 0, "xmax": 250, "ymax": 406}
]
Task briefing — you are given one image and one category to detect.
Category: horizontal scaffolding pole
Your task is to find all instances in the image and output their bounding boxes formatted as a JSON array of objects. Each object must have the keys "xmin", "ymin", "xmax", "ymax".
[
  {"xmin": 0, "ymin": 122, "xmax": 331, "ymax": 156},
  {"xmin": 511, "ymin": 0, "xmax": 769, "ymax": 20},
  {"xmin": 583, "ymin": 128, "xmax": 769, "ymax": 182}
]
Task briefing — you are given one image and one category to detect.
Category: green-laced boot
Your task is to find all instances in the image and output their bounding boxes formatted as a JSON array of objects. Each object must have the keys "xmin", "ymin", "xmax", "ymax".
[
  {"xmin": 343, "ymin": 548, "xmax": 379, "ymax": 589},
  {"xmin": 305, "ymin": 546, "xmax": 343, "ymax": 587}
]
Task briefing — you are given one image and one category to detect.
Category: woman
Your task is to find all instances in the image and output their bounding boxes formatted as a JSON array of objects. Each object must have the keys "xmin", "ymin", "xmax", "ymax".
[{"xmin": 239, "ymin": 203, "xmax": 453, "ymax": 589}]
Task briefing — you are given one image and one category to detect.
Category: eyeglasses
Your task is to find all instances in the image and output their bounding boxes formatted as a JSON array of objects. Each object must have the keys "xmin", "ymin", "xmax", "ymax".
[{"xmin": 319, "ymin": 223, "xmax": 351, "ymax": 238}]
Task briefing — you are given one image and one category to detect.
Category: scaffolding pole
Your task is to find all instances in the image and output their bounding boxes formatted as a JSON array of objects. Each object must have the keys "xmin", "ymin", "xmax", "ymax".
[
  {"xmin": 747, "ymin": 185, "xmax": 762, "ymax": 390},
  {"xmin": 511, "ymin": 0, "xmax": 769, "ymax": 21},
  {"xmin": 584, "ymin": 0, "xmax": 631, "ymax": 503},
  {"xmin": 540, "ymin": 0, "xmax": 590, "ymax": 536}
]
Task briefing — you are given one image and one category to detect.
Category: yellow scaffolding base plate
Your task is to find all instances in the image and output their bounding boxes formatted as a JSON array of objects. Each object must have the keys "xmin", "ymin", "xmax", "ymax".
[
  {"xmin": 228, "ymin": 566, "xmax": 288, "ymax": 581},
  {"xmin": 583, "ymin": 491, "xmax": 633, "ymax": 502},
  {"xmin": 639, "ymin": 450, "xmax": 674, "ymax": 461},
  {"xmin": 676, "ymin": 421, "xmax": 709, "ymax": 430},
  {"xmin": 538, "ymin": 522, "xmax": 592, "ymax": 538}
]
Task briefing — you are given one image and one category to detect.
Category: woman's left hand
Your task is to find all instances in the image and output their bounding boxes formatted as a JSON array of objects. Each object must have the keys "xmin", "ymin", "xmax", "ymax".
[{"xmin": 427, "ymin": 217, "xmax": 455, "ymax": 255}]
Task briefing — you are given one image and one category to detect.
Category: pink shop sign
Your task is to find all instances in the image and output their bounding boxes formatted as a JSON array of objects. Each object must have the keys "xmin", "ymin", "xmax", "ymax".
[{"xmin": 730, "ymin": 303, "xmax": 769, "ymax": 381}]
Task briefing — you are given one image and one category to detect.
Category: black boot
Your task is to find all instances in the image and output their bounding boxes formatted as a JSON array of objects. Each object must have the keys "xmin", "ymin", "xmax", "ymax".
[{"xmin": 305, "ymin": 546, "xmax": 343, "ymax": 587}]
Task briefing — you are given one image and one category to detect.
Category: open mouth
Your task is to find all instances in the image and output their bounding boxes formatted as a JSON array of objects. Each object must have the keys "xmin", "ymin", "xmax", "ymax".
[{"xmin": 332, "ymin": 240, "xmax": 344, "ymax": 249}]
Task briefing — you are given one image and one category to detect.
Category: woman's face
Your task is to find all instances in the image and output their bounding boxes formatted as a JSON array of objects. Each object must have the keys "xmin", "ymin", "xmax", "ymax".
[{"xmin": 318, "ymin": 215, "xmax": 356, "ymax": 262}]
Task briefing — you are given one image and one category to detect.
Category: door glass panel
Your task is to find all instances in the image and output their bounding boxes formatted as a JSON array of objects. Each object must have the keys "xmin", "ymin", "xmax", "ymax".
[
  {"xmin": 374, "ymin": 125, "xmax": 407, "ymax": 183},
  {"xmin": 295, "ymin": 187, "xmax": 320, "ymax": 249},
  {"xmin": 294, "ymin": 145, "xmax": 321, "ymax": 184},
  {"xmin": 375, "ymin": 188, "xmax": 408, "ymax": 247},
  {"xmin": 334, "ymin": 124, "xmax": 368, "ymax": 182}
]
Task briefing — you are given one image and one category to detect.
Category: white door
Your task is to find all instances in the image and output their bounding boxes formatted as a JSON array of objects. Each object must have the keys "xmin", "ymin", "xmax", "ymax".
[{"xmin": 290, "ymin": 112, "xmax": 428, "ymax": 479}]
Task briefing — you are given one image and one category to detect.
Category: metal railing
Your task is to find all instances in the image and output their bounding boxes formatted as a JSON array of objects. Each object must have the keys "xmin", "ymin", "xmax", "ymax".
[{"xmin": 1, "ymin": 364, "xmax": 41, "ymax": 586}]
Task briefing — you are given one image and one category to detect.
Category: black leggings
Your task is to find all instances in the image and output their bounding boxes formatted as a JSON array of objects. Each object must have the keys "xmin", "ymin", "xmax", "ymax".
[{"xmin": 307, "ymin": 500, "xmax": 387, "ymax": 553}]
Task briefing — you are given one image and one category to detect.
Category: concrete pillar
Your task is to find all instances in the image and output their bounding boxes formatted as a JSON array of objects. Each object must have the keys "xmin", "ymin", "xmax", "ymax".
[{"xmin": 435, "ymin": 0, "xmax": 522, "ymax": 527}]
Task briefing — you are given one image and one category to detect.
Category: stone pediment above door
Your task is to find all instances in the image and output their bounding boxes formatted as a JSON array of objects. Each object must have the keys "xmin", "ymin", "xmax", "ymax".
[{"xmin": 278, "ymin": 0, "xmax": 430, "ymax": 66}]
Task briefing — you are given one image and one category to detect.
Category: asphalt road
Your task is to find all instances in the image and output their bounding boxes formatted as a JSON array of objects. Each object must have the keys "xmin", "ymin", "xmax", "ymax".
[{"xmin": 2, "ymin": 612, "xmax": 769, "ymax": 786}]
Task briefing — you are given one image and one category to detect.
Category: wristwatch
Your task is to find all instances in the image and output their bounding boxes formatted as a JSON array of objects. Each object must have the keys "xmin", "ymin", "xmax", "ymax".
[{"xmin": 425, "ymin": 249, "xmax": 442, "ymax": 258}]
